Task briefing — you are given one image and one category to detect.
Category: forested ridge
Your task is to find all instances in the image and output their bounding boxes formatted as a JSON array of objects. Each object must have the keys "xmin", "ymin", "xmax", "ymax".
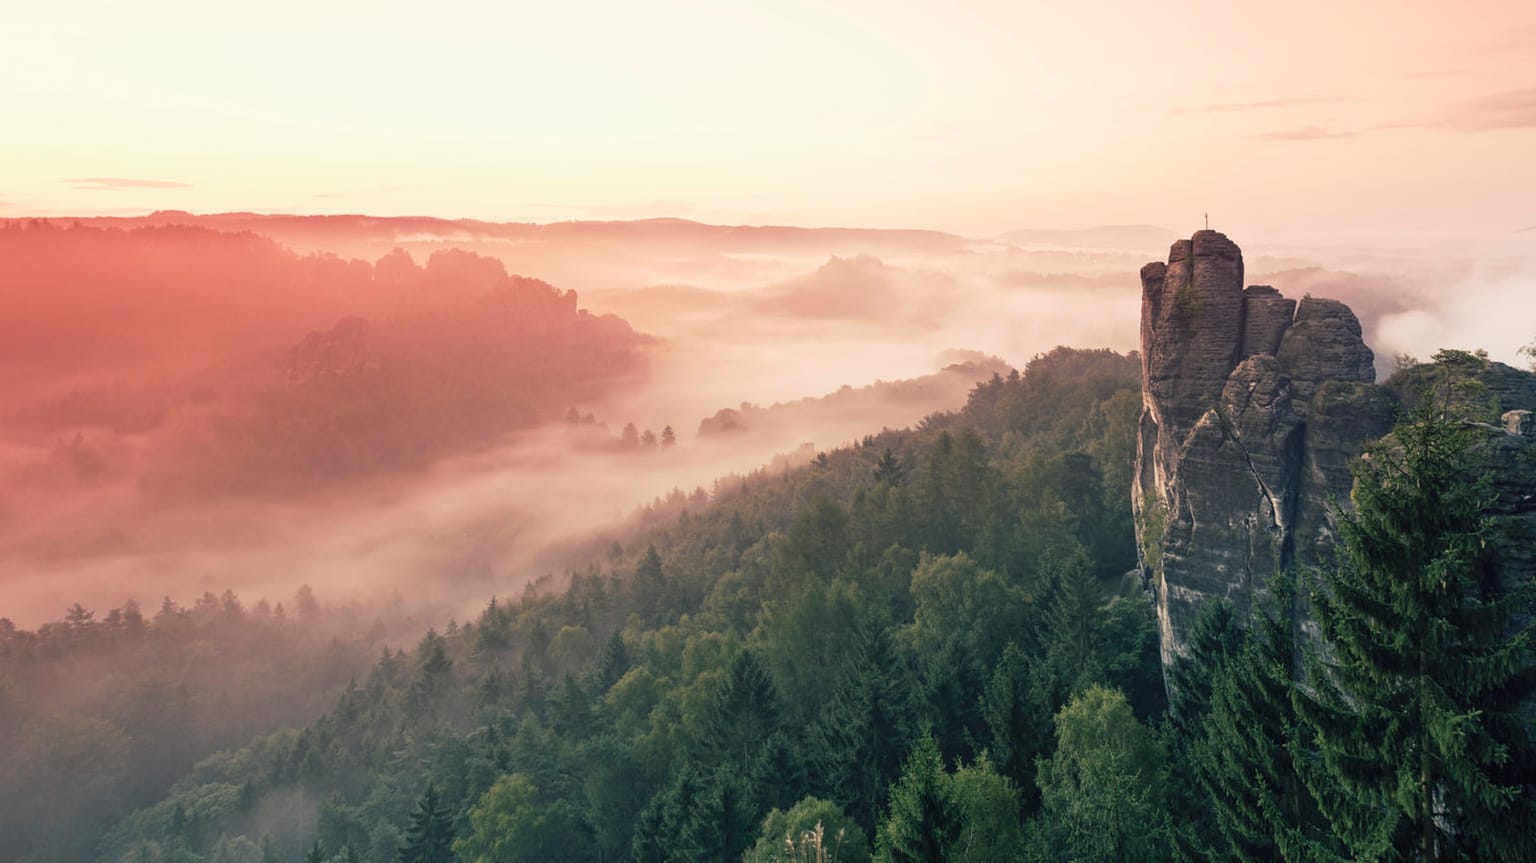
[{"xmin": 6, "ymin": 347, "xmax": 1534, "ymax": 863}]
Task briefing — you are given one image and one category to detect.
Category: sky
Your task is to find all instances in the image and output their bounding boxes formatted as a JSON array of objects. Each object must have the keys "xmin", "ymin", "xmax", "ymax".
[{"xmin": 3, "ymin": 0, "xmax": 1534, "ymax": 237}]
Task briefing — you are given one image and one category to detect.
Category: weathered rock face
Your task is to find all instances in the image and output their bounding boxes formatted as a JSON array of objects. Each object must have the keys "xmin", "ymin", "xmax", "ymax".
[
  {"xmin": 1133, "ymin": 231, "xmax": 1396, "ymax": 668},
  {"xmin": 1135, "ymin": 232, "xmax": 1536, "ymax": 677}
]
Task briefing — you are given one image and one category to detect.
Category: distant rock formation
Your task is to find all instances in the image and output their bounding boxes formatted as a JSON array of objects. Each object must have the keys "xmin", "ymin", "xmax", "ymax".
[
  {"xmin": 285, "ymin": 316, "xmax": 378, "ymax": 387},
  {"xmin": 1133, "ymin": 231, "xmax": 1536, "ymax": 675}
]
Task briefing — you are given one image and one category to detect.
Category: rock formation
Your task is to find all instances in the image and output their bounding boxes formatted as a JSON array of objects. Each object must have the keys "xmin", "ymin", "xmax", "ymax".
[
  {"xmin": 1134, "ymin": 230, "xmax": 1536, "ymax": 674},
  {"xmin": 1134, "ymin": 231, "xmax": 1386, "ymax": 667}
]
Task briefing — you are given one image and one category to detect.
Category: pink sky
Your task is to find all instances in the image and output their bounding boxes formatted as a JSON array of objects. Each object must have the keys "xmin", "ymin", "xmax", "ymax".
[{"xmin": 3, "ymin": 1, "xmax": 1533, "ymax": 237}]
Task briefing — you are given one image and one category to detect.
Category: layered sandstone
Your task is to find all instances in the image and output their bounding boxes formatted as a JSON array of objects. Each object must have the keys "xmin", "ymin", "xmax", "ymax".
[
  {"xmin": 1134, "ymin": 231, "xmax": 1536, "ymax": 675},
  {"xmin": 1133, "ymin": 231, "xmax": 1394, "ymax": 668}
]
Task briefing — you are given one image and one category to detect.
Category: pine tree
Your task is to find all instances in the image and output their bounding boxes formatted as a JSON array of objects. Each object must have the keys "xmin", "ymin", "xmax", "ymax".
[
  {"xmin": 1297, "ymin": 400, "xmax": 1536, "ymax": 862},
  {"xmin": 874, "ymin": 732, "xmax": 960, "ymax": 863},
  {"xmin": 1168, "ymin": 599, "xmax": 1240, "ymax": 737},
  {"xmin": 979, "ymin": 641, "xmax": 1052, "ymax": 812},
  {"xmin": 595, "ymin": 630, "xmax": 630, "ymax": 690},
  {"xmin": 1195, "ymin": 573, "xmax": 1334, "ymax": 862},
  {"xmin": 699, "ymin": 650, "xmax": 783, "ymax": 776},
  {"xmin": 400, "ymin": 783, "xmax": 456, "ymax": 863},
  {"xmin": 811, "ymin": 618, "xmax": 915, "ymax": 835},
  {"xmin": 633, "ymin": 545, "xmax": 666, "ymax": 622},
  {"xmin": 873, "ymin": 449, "xmax": 905, "ymax": 485},
  {"xmin": 631, "ymin": 765, "xmax": 744, "ymax": 863}
]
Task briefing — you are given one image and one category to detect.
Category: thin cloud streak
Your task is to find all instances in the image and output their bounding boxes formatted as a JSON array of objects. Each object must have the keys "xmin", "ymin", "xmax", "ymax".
[
  {"xmin": 65, "ymin": 177, "xmax": 193, "ymax": 191},
  {"xmin": 1441, "ymin": 87, "xmax": 1536, "ymax": 131},
  {"xmin": 1254, "ymin": 125, "xmax": 1357, "ymax": 142},
  {"xmin": 1172, "ymin": 96, "xmax": 1345, "ymax": 115}
]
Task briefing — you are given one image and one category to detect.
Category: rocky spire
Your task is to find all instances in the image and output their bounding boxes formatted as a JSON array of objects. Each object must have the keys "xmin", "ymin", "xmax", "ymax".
[{"xmin": 1133, "ymin": 231, "xmax": 1394, "ymax": 670}]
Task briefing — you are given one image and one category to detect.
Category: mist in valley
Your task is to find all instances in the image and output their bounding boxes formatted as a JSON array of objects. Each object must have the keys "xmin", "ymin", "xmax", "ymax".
[{"xmin": 2, "ymin": 215, "xmax": 1530, "ymax": 631}]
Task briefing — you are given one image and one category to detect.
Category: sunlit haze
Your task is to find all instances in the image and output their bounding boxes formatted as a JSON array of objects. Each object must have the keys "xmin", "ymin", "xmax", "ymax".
[{"xmin": 5, "ymin": 1, "xmax": 1535, "ymax": 237}]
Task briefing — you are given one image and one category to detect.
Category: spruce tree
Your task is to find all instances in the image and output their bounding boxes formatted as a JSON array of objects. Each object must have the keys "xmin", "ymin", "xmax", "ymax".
[
  {"xmin": 1167, "ymin": 599, "xmax": 1241, "ymax": 863},
  {"xmin": 699, "ymin": 650, "xmax": 782, "ymax": 776},
  {"xmin": 400, "ymin": 783, "xmax": 456, "ymax": 863},
  {"xmin": 1196, "ymin": 573, "xmax": 1334, "ymax": 862},
  {"xmin": 874, "ymin": 732, "xmax": 960, "ymax": 863},
  {"xmin": 979, "ymin": 641, "xmax": 1052, "ymax": 812},
  {"xmin": 810, "ymin": 617, "xmax": 915, "ymax": 835},
  {"xmin": 1168, "ymin": 599, "xmax": 1240, "ymax": 738},
  {"xmin": 1297, "ymin": 400, "xmax": 1536, "ymax": 861}
]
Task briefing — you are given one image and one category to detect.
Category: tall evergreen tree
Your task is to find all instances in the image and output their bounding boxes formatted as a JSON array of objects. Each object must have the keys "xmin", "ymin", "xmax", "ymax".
[
  {"xmin": 1297, "ymin": 400, "xmax": 1536, "ymax": 861},
  {"xmin": 699, "ymin": 650, "xmax": 783, "ymax": 776},
  {"xmin": 1196, "ymin": 573, "xmax": 1334, "ymax": 862},
  {"xmin": 874, "ymin": 733, "xmax": 960, "ymax": 863},
  {"xmin": 979, "ymin": 642, "xmax": 1052, "ymax": 812},
  {"xmin": 810, "ymin": 617, "xmax": 916, "ymax": 835},
  {"xmin": 631, "ymin": 765, "xmax": 753, "ymax": 863},
  {"xmin": 1168, "ymin": 599, "xmax": 1241, "ymax": 737},
  {"xmin": 400, "ymin": 783, "xmax": 456, "ymax": 863},
  {"xmin": 633, "ymin": 545, "xmax": 667, "ymax": 623},
  {"xmin": 595, "ymin": 629, "xmax": 630, "ymax": 691}
]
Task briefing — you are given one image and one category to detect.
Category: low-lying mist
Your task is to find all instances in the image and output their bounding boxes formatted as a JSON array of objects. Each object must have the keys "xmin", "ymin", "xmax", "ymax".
[{"xmin": 1, "ymin": 215, "xmax": 1529, "ymax": 631}]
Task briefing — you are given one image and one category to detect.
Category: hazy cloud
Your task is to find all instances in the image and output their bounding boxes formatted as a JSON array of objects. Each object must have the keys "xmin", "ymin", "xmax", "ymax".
[
  {"xmin": 1440, "ymin": 87, "xmax": 1536, "ymax": 131},
  {"xmin": 525, "ymin": 200, "xmax": 698, "ymax": 219},
  {"xmin": 1254, "ymin": 125, "xmax": 1356, "ymax": 142},
  {"xmin": 65, "ymin": 177, "xmax": 193, "ymax": 190},
  {"xmin": 1172, "ymin": 96, "xmax": 1343, "ymax": 115}
]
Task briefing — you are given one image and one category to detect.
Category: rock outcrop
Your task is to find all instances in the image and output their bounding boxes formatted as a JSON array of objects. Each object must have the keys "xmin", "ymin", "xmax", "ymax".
[
  {"xmin": 1134, "ymin": 231, "xmax": 1394, "ymax": 669},
  {"xmin": 1134, "ymin": 231, "xmax": 1536, "ymax": 675}
]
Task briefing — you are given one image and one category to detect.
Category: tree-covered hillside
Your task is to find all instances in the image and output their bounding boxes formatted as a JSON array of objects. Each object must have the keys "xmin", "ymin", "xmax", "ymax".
[
  {"xmin": 87, "ymin": 347, "xmax": 1167, "ymax": 862},
  {"xmin": 10, "ymin": 346, "xmax": 1534, "ymax": 863}
]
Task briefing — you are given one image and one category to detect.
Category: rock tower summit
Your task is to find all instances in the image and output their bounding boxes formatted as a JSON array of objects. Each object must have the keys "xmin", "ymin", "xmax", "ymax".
[{"xmin": 1132, "ymin": 231, "xmax": 1395, "ymax": 668}]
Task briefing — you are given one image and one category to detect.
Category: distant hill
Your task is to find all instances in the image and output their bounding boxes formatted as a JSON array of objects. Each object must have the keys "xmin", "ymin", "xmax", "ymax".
[
  {"xmin": 0, "ymin": 221, "xmax": 649, "ymax": 498},
  {"xmin": 9, "ymin": 212, "xmax": 972, "ymax": 256}
]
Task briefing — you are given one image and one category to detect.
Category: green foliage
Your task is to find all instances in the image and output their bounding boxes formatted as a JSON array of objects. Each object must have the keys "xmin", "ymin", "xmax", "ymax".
[
  {"xmin": 873, "ymin": 733, "xmax": 960, "ymax": 863},
  {"xmin": 70, "ymin": 347, "xmax": 1165, "ymax": 863},
  {"xmin": 631, "ymin": 765, "xmax": 755, "ymax": 863},
  {"xmin": 1168, "ymin": 599, "xmax": 1240, "ymax": 738},
  {"xmin": 1297, "ymin": 399, "xmax": 1536, "ymax": 861},
  {"xmin": 809, "ymin": 616, "xmax": 917, "ymax": 835},
  {"xmin": 400, "ymin": 783, "xmax": 456, "ymax": 863},
  {"xmin": 980, "ymin": 642, "xmax": 1053, "ymax": 811},
  {"xmin": 453, "ymin": 773, "xmax": 591, "ymax": 863},
  {"xmin": 746, "ymin": 797, "xmax": 869, "ymax": 863},
  {"xmin": 899, "ymin": 552, "xmax": 1030, "ymax": 757},
  {"xmin": 948, "ymin": 755, "xmax": 1025, "ymax": 863},
  {"xmin": 1036, "ymin": 686, "xmax": 1172, "ymax": 863},
  {"xmin": 872, "ymin": 449, "xmax": 905, "ymax": 486},
  {"xmin": 1192, "ymin": 577, "xmax": 1333, "ymax": 862}
]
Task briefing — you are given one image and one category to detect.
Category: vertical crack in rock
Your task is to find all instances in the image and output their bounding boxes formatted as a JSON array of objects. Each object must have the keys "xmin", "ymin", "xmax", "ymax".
[
  {"xmin": 1131, "ymin": 232, "xmax": 1536, "ymax": 699},
  {"xmin": 1132, "ymin": 231, "xmax": 1392, "ymax": 675}
]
